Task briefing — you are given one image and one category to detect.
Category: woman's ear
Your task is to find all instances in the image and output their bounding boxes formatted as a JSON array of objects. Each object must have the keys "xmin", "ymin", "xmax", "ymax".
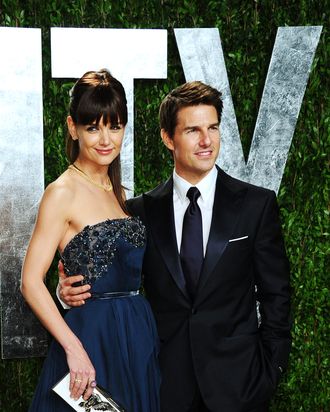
[
  {"xmin": 160, "ymin": 129, "xmax": 174, "ymax": 151},
  {"xmin": 67, "ymin": 116, "xmax": 78, "ymax": 140}
]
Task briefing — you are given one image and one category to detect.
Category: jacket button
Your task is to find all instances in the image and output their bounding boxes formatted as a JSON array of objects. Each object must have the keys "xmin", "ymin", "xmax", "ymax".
[{"xmin": 191, "ymin": 308, "xmax": 197, "ymax": 315}]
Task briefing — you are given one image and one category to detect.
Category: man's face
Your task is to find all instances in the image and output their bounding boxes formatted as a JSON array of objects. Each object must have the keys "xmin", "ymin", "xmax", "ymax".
[{"xmin": 162, "ymin": 104, "xmax": 220, "ymax": 184}]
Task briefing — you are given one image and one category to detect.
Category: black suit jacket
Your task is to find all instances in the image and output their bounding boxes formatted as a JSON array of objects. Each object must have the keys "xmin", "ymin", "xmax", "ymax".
[{"xmin": 127, "ymin": 167, "xmax": 291, "ymax": 412}]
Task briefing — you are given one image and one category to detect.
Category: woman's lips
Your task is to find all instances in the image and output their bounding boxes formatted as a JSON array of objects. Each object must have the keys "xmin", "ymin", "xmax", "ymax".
[{"xmin": 95, "ymin": 148, "xmax": 114, "ymax": 155}]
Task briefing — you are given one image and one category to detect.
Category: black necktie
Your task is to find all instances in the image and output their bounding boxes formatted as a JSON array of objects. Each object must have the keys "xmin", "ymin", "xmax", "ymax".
[{"xmin": 180, "ymin": 187, "xmax": 203, "ymax": 299}]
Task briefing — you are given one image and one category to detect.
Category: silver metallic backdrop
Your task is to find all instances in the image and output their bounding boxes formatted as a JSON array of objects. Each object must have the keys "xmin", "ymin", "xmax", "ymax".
[
  {"xmin": 175, "ymin": 26, "xmax": 322, "ymax": 193},
  {"xmin": 0, "ymin": 26, "xmax": 322, "ymax": 358},
  {"xmin": 0, "ymin": 28, "xmax": 47, "ymax": 358},
  {"xmin": 51, "ymin": 28, "xmax": 168, "ymax": 197}
]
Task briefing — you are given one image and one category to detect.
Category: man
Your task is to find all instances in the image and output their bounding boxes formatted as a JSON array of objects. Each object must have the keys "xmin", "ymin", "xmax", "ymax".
[{"xmin": 60, "ymin": 81, "xmax": 291, "ymax": 412}]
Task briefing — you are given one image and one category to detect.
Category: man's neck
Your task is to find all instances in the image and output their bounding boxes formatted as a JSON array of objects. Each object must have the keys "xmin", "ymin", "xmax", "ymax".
[{"xmin": 174, "ymin": 166, "xmax": 217, "ymax": 186}]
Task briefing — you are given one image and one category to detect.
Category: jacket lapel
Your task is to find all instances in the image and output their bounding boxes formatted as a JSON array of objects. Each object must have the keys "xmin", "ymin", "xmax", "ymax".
[
  {"xmin": 144, "ymin": 178, "xmax": 190, "ymax": 300},
  {"xmin": 197, "ymin": 168, "xmax": 247, "ymax": 295}
]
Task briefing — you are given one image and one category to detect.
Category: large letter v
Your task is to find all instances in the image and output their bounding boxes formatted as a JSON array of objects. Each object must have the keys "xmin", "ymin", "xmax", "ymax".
[{"xmin": 175, "ymin": 27, "xmax": 322, "ymax": 193}]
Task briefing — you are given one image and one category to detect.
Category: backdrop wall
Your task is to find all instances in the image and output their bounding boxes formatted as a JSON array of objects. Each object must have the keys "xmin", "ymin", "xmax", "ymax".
[{"xmin": 0, "ymin": 1, "xmax": 328, "ymax": 411}]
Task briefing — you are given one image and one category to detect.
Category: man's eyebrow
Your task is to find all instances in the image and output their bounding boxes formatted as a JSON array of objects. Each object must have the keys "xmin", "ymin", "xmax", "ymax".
[{"xmin": 183, "ymin": 122, "xmax": 219, "ymax": 130}]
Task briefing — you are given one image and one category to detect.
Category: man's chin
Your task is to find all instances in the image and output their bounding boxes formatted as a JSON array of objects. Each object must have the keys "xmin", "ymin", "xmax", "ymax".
[{"xmin": 196, "ymin": 159, "xmax": 216, "ymax": 173}]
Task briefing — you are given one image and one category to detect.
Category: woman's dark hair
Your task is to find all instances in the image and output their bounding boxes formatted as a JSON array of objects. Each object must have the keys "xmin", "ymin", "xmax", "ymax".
[{"xmin": 67, "ymin": 69, "xmax": 128, "ymax": 212}]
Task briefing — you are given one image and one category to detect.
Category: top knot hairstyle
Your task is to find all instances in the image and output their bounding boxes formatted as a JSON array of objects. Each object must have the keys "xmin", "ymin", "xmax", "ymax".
[
  {"xmin": 159, "ymin": 81, "xmax": 223, "ymax": 139},
  {"xmin": 68, "ymin": 69, "xmax": 127, "ymax": 134},
  {"xmin": 66, "ymin": 69, "xmax": 128, "ymax": 212}
]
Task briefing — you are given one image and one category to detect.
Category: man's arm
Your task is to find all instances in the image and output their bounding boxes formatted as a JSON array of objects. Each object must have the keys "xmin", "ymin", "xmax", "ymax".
[
  {"xmin": 254, "ymin": 191, "xmax": 292, "ymax": 378},
  {"xmin": 57, "ymin": 261, "xmax": 91, "ymax": 308}
]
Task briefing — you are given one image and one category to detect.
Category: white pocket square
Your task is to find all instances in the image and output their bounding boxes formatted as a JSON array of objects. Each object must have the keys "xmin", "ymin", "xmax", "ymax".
[{"xmin": 229, "ymin": 235, "xmax": 249, "ymax": 242}]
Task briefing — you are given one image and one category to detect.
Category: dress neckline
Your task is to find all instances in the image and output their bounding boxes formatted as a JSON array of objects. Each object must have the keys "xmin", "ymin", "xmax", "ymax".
[{"xmin": 60, "ymin": 217, "xmax": 134, "ymax": 257}]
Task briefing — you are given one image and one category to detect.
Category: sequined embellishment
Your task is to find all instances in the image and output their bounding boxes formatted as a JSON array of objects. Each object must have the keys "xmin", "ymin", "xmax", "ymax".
[{"xmin": 61, "ymin": 217, "xmax": 145, "ymax": 284}]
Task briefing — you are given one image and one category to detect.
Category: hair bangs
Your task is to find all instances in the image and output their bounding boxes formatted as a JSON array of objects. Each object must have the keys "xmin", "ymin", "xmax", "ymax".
[{"xmin": 75, "ymin": 86, "xmax": 127, "ymax": 127}]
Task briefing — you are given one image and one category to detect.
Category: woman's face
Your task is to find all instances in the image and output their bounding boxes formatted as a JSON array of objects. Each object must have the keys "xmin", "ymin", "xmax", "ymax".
[{"xmin": 67, "ymin": 116, "xmax": 125, "ymax": 167}]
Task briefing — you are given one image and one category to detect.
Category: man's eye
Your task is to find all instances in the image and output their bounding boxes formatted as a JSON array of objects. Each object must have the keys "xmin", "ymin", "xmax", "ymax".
[
  {"xmin": 210, "ymin": 126, "xmax": 219, "ymax": 131},
  {"xmin": 187, "ymin": 128, "xmax": 196, "ymax": 134}
]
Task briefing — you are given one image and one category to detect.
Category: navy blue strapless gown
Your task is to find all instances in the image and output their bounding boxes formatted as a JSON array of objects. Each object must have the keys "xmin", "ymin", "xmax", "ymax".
[{"xmin": 29, "ymin": 217, "xmax": 161, "ymax": 412}]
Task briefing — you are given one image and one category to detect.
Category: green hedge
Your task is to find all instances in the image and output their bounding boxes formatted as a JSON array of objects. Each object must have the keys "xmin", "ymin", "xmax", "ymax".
[{"xmin": 0, "ymin": 1, "xmax": 328, "ymax": 411}]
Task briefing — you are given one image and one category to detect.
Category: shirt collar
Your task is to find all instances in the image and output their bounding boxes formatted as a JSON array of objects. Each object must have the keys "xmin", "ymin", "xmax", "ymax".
[{"xmin": 173, "ymin": 166, "xmax": 218, "ymax": 203}]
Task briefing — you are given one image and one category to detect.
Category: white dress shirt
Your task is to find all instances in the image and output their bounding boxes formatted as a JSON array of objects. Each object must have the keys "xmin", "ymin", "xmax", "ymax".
[{"xmin": 173, "ymin": 166, "xmax": 218, "ymax": 256}]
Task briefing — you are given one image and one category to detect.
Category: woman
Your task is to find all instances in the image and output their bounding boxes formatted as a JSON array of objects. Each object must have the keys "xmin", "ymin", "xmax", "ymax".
[{"xmin": 21, "ymin": 69, "xmax": 160, "ymax": 411}]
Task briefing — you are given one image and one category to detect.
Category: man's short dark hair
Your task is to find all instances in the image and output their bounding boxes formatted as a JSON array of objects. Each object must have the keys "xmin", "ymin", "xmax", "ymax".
[{"xmin": 159, "ymin": 81, "xmax": 223, "ymax": 138}]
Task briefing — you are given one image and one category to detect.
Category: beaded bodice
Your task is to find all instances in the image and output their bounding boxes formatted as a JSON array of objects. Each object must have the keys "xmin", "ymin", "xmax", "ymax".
[{"xmin": 60, "ymin": 217, "xmax": 146, "ymax": 293}]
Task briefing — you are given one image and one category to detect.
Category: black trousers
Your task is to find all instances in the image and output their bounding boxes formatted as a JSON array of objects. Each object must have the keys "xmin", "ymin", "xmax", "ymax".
[
  {"xmin": 189, "ymin": 389, "xmax": 209, "ymax": 412},
  {"xmin": 248, "ymin": 404, "xmax": 270, "ymax": 412},
  {"xmin": 189, "ymin": 388, "xmax": 270, "ymax": 412}
]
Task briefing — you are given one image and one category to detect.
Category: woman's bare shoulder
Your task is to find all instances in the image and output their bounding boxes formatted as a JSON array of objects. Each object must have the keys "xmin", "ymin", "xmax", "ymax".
[{"xmin": 41, "ymin": 170, "xmax": 77, "ymax": 214}]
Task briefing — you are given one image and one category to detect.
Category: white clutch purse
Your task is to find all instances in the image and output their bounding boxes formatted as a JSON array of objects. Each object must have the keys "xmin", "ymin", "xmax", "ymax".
[{"xmin": 52, "ymin": 373, "xmax": 126, "ymax": 411}]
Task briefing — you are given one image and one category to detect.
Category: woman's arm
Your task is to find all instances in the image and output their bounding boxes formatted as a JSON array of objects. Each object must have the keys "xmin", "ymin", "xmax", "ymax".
[{"xmin": 21, "ymin": 181, "xmax": 95, "ymax": 400}]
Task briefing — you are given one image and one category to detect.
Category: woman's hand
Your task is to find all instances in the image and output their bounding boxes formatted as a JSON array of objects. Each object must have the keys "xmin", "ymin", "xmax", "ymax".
[{"xmin": 66, "ymin": 341, "xmax": 96, "ymax": 400}]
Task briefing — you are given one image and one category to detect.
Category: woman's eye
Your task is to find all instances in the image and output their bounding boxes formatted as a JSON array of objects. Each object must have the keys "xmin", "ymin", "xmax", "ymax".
[
  {"xmin": 87, "ymin": 126, "xmax": 97, "ymax": 132},
  {"xmin": 110, "ymin": 124, "xmax": 121, "ymax": 131}
]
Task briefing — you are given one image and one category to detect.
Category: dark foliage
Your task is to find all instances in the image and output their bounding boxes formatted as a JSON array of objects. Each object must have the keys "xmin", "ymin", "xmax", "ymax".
[{"xmin": 0, "ymin": 1, "xmax": 328, "ymax": 410}]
